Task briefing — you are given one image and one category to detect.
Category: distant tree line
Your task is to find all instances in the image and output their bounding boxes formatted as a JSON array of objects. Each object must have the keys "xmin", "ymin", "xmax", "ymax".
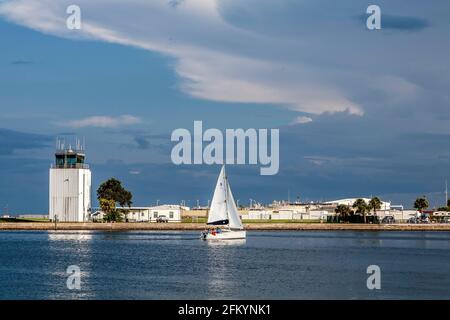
[
  {"xmin": 332, "ymin": 197, "xmax": 382, "ymax": 223},
  {"xmin": 332, "ymin": 195, "xmax": 448, "ymax": 224}
]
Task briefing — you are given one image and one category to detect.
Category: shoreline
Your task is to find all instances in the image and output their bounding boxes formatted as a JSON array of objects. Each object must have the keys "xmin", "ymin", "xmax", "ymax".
[{"xmin": 1, "ymin": 222, "xmax": 450, "ymax": 231}]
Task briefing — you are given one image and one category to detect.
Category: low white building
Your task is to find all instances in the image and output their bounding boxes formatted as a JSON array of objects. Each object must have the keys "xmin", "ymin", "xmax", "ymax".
[
  {"xmin": 242, "ymin": 207, "xmax": 328, "ymax": 221},
  {"xmin": 324, "ymin": 198, "xmax": 391, "ymax": 211},
  {"xmin": 123, "ymin": 207, "xmax": 152, "ymax": 222},
  {"xmin": 91, "ymin": 204, "xmax": 185, "ymax": 222},
  {"xmin": 148, "ymin": 205, "xmax": 185, "ymax": 222}
]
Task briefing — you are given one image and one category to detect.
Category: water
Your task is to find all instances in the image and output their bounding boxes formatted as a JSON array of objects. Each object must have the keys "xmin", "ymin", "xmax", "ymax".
[{"xmin": 0, "ymin": 230, "xmax": 449, "ymax": 299}]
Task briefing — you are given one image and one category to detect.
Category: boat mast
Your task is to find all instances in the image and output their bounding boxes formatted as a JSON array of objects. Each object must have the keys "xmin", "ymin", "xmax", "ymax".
[
  {"xmin": 223, "ymin": 165, "xmax": 229, "ymax": 222},
  {"xmin": 445, "ymin": 179, "xmax": 448, "ymax": 207}
]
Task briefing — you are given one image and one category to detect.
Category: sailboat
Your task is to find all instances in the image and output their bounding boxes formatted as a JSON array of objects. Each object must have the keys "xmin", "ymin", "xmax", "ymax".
[{"xmin": 201, "ymin": 165, "xmax": 246, "ymax": 240}]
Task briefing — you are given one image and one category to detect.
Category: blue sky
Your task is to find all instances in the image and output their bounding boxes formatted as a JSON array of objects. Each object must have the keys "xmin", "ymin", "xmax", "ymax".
[{"xmin": 1, "ymin": 0, "xmax": 450, "ymax": 213}]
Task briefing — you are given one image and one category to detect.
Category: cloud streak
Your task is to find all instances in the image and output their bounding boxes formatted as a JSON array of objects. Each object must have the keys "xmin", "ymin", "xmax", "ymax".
[
  {"xmin": 65, "ymin": 115, "xmax": 141, "ymax": 128},
  {"xmin": 0, "ymin": 128, "xmax": 50, "ymax": 155},
  {"xmin": 358, "ymin": 13, "xmax": 430, "ymax": 32},
  {"xmin": 0, "ymin": 0, "xmax": 365, "ymax": 118},
  {"xmin": 382, "ymin": 14, "xmax": 430, "ymax": 31},
  {"xmin": 290, "ymin": 116, "xmax": 313, "ymax": 125}
]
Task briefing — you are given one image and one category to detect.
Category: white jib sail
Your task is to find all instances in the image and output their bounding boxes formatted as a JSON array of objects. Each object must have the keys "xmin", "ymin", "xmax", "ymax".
[
  {"xmin": 207, "ymin": 166, "xmax": 228, "ymax": 225},
  {"xmin": 226, "ymin": 180, "xmax": 244, "ymax": 230}
]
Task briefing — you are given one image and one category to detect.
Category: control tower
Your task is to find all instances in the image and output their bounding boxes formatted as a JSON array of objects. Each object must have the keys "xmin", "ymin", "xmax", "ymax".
[{"xmin": 49, "ymin": 138, "xmax": 91, "ymax": 222}]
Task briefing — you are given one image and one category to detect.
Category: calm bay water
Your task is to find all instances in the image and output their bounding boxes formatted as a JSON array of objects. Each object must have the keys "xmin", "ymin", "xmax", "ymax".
[{"xmin": 0, "ymin": 230, "xmax": 449, "ymax": 299}]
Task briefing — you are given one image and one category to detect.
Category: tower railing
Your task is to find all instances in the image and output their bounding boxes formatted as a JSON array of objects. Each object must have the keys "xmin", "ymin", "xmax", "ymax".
[{"xmin": 51, "ymin": 163, "xmax": 90, "ymax": 169}]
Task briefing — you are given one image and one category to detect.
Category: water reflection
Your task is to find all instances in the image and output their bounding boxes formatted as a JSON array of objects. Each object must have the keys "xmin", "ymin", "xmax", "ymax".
[
  {"xmin": 45, "ymin": 231, "xmax": 95, "ymax": 299},
  {"xmin": 205, "ymin": 239, "xmax": 246, "ymax": 246},
  {"xmin": 47, "ymin": 231, "xmax": 94, "ymax": 241},
  {"xmin": 2, "ymin": 230, "xmax": 449, "ymax": 299},
  {"xmin": 203, "ymin": 239, "xmax": 246, "ymax": 299}
]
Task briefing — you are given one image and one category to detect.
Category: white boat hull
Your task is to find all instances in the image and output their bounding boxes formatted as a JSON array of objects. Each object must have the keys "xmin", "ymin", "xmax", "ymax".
[{"xmin": 202, "ymin": 230, "xmax": 246, "ymax": 240}]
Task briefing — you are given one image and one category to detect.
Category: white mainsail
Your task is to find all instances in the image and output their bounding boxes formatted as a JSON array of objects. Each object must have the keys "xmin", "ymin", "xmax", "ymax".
[
  {"xmin": 207, "ymin": 166, "xmax": 243, "ymax": 229},
  {"xmin": 207, "ymin": 166, "xmax": 229, "ymax": 225}
]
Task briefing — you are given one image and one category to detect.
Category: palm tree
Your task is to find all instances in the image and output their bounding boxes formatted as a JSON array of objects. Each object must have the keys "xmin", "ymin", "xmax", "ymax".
[
  {"xmin": 368, "ymin": 197, "xmax": 382, "ymax": 219},
  {"xmin": 352, "ymin": 198, "xmax": 368, "ymax": 223},
  {"xmin": 414, "ymin": 197, "xmax": 429, "ymax": 212},
  {"xmin": 335, "ymin": 204, "xmax": 352, "ymax": 223}
]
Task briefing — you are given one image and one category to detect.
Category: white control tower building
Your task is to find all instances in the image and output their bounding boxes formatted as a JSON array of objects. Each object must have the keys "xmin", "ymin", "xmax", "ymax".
[{"xmin": 49, "ymin": 139, "xmax": 91, "ymax": 222}]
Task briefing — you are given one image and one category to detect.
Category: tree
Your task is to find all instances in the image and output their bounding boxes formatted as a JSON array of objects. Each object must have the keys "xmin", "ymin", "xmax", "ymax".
[
  {"xmin": 414, "ymin": 197, "xmax": 429, "ymax": 212},
  {"xmin": 335, "ymin": 204, "xmax": 352, "ymax": 222},
  {"xmin": 352, "ymin": 198, "xmax": 369, "ymax": 223},
  {"xmin": 447, "ymin": 199, "xmax": 450, "ymax": 208},
  {"xmin": 97, "ymin": 178, "xmax": 133, "ymax": 222},
  {"xmin": 99, "ymin": 198, "xmax": 123, "ymax": 222},
  {"xmin": 104, "ymin": 210, "xmax": 124, "ymax": 222},
  {"xmin": 368, "ymin": 197, "xmax": 382, "ymax": 217}
]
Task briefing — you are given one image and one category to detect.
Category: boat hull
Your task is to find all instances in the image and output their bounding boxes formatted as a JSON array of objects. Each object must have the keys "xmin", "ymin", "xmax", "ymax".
[{"xmin": 202, "ymin": 230, "xmax": 246, "ymax": 240}]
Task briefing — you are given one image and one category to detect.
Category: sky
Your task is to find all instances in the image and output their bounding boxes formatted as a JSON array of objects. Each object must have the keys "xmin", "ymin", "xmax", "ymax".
[{"xmin": 1, "ymin": 0, "xmax": 450, "ymax": 213}]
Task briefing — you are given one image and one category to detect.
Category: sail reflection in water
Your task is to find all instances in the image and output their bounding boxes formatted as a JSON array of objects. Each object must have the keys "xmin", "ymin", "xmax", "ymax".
[
  {"xmin": 47, "ymin": 231, "xmax": 94, "ymax": 242},
  {"xmin": 204, "ymin": 237, "xmax": 246, "ymax": 298}
]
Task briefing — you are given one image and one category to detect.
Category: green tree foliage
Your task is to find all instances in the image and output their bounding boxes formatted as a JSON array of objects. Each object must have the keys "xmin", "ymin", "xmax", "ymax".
[
  {"xmin": 352, "ymin": 198, "xmax": 369, "ymax": 223},
  {"xmin": 97, "ymin": 178, "xmax": 133, "ymax": 207},
  {"xmin": 335, "ymin": 204, "xmax": 352, "ymax": 222},
  {"xmin": 414, "ymin": 197, "xmax": 429, "ymax": 212},
  {"xmin": 368, "ymin": 197, "xmax": 382, "ymax": 216},
  {"xmin": 97, "ymin": 178, "xmax": 133, "ymax": 222},
  {"xmin": 104, "ymin": 210, "xmax": 124, "ymax": 223},
  {"xmin": 99, "ymin": 198, "xmax": 123, "ymax": 222},
  {"xmin": 99, "ymin": 198, "xmax": 115, "ymax": 213}
]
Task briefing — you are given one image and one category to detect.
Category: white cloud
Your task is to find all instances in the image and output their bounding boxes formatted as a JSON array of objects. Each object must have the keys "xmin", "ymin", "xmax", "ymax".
[
  {"xmin": 66, "ymin": 115, "xmax": 141, "ymax": 128},
  {"xmin": 290, "ymin": 116, "xmax": 313, "ymax": 125},
  {"xmin": 0, "ymin": 0, "xmax": 364, "ymax": 117}
]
